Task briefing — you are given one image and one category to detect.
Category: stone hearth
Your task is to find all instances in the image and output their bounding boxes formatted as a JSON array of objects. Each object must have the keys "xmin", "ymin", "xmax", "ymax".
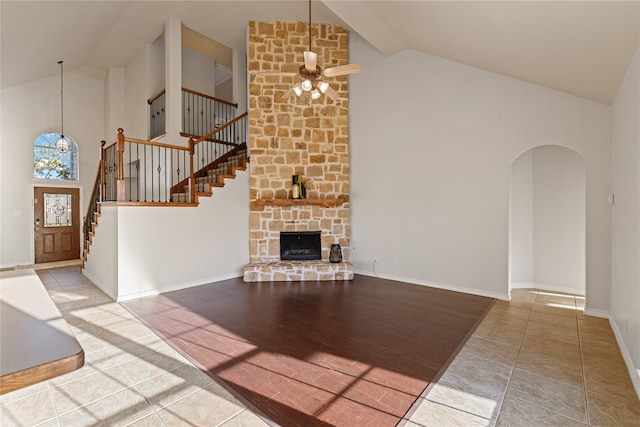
[{"xmin": 243, "ymin": 260, "xmax": 354, "ymax": 282}]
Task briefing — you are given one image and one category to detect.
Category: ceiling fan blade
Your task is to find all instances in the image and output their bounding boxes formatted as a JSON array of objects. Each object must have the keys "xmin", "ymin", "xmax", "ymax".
[
  {"xmin": 325, "ymin": 86, "xmax": 339, "ymax": 101},
  {"xmin": 323, "ymin": 63, "xmax": 362, "ymax": 78},
  {"xmin": 283, "ymin": 88, "xmax": 294, "ymax": 99},
  {"xmin": 304, "ymin": 51, "xmax": 317, "ymax": 71}
]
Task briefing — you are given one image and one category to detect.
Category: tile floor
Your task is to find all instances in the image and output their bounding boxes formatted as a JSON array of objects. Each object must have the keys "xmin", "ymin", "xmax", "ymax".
[
  {"xmin": 1, "ymin": 266, "xmax": 269, "ymax": 427},
  {"xmin": 402, "ymin": 289, "xmax": 640, "ymax": 426},
  {"xmin": 1, "ymin": 268, "xmax": 639, "ymax": 426}
]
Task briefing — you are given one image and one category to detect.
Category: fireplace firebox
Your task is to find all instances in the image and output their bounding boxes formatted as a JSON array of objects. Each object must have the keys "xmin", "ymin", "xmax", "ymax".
[{"xmin": 280, "ymin": 231, "xmax": 321, "ymax": 261}]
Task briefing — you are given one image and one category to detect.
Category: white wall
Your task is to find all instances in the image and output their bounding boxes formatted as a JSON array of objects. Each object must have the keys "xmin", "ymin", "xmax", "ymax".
[
  {"xmin": 111, "ymin": 171, "xmax": 249, "ymax": 300},
  {"xmin": 125, "ymin": 44, "xmax": 154, "ymax": 140},
  {"xmin": 349, "ymin": 34, "xmax": 611, "ymax": 307},
  {"xmin": 509, "ymin": 150, "xmax": 534, "ymax": 284},
  {"xmin": 82, "ymin": 205, "xmax": 118, "ymax": 300},
  {"xmin": 0, "ymin": 73, "xmax": 104, "ymax": 268},
  {"xmin": 532, "ymin": 146, "xmax": 585, "ymax": 294},
  {"xmin": 610, "ymin": 46, "xmax": 640, "ymax": 396},
  {"xmin": 105, "ymin": 68, "xmax": 125, "ymax": 141},
  {"xmin": 216, "ymin": 78, "xmax": 233, "ymax": 103},
  {"xmin": 183, "ymin": 46, "xmax": 216, "ymax": 96},
  {"xmin": 150, "ymin": 37, "xmax": 165, "ymax": 98}
]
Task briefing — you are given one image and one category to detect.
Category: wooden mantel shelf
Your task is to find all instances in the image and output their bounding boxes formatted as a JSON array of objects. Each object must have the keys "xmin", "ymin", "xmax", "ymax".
[{"xmin": 251, "ymin": 197, "xmax": 347, "ymax": 211}]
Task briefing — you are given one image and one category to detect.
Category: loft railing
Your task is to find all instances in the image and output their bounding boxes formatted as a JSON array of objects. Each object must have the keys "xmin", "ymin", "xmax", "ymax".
[
  {"xmin": 182, "ymin": 88, "xmax": 238, "ymax": 139},
  {"xmin": 147, "ymin": 87, "xmax": 237, "ymax": 140},
  {"xmin": 148, "ymin": 89, "xmax": 166, "ymax": 140}
]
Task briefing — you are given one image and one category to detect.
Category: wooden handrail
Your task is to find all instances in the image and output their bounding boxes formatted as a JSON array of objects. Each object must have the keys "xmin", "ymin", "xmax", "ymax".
[
  {"xmin": 122, "ymin": 136, "xmax": 190, "ymax": 151},
  {"xmin": 100, "ymin": 140, "xmax": 106, "ymax": 202},
  {"xmin": 84, "ymin": 164, "xmax": 102, "ymax": 229},
  {"xmin": 148, "ymin": 87, "xmax": 237, "ymax": 108},
  {"xmin": 189, "ymin": 138, "xmax": 196, "ymax": 204},
  {"xmin": 181, "ymin": 87, "xmax": 237, "ymax": 108},
  {"xmin": 147, "ymin": 88, "xmax": 166, "ymax": 105},
  {"xmin": 192, "ymin": 112, "xmax": 248, "ymax": 146}
]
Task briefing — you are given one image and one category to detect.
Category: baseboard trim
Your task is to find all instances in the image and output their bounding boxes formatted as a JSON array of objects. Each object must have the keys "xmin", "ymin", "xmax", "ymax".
[
  {"xmin": 511, "ymin": 281, "xmax": 585, "ymax": 296},
  {"xmin": 583, "ymin": 307, "xmax": 609, "ymax": 318},
  {"xmin": 81, "ymin": 269, "xmax": 117, "ymax": 301},
  {"xmin": 609, "ymin": 317, "xmax": 640, "ymax": 400},
  {"xmin": 353, "ymin": 269, "xmax": 510, "ymax": 301},
  {"xmin": 115, "ymin": 273, "xmax": 244, "ymax": 302}
]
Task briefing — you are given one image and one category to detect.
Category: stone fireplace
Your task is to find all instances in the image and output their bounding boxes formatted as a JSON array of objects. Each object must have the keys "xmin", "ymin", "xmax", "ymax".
[{"xmin": 243, "ymin": 21, "xmax": 354, "ymax": 282}]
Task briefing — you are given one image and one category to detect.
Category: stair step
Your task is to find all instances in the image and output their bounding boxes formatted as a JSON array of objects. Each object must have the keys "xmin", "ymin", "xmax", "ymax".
[
  {"xmin": 171, "ymin": 193, "xmax": 191, "ymax": 203},
  {"xmin": 171, "ymin": 146, "xmax": 249, "ymax": 202}
]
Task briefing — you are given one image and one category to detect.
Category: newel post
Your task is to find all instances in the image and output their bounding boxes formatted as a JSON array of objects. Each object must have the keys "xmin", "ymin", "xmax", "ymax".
[
  {"xmin": 116, "ymin": 128, "xmax": 126, "ymax": 201},
  {"xmin": 100, "ymin": 140, "xmax": 106, "ymax": 202},
  {"xmin": 189, "ymin": 137, "xmax": 196, "ymax": 203}
]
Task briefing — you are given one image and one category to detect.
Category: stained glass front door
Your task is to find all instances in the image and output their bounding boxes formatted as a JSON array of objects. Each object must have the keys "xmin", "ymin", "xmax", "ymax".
[{"xmin": 34, "ymin": 187, "xmax": 80, "ymax": 263}]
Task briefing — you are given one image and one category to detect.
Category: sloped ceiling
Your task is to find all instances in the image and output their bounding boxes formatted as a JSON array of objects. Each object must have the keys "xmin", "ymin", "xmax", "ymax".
[{"xmin": 1, "ymin": 1, "xmax": 638, "ymax": 104}]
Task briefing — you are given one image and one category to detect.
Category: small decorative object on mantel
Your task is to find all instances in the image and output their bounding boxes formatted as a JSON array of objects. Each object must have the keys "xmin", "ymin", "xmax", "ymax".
[
  {"xmin": 300, "ymin": 179, "xmax": 307, "ymax": 199},
  {"xmin": 291, "ymin": 175, "xmax": 300, "ymax": 199},
  {"xmin": 329, "ymin": 243, "xmax": 343, "ymax": 263},
  {"xmin": 292, "ymin": 174, "xmax": 307, "ymax": 200}
]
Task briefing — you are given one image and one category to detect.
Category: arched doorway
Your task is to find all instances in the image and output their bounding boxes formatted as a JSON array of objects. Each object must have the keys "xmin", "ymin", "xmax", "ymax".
[{"xmin": 509, "ymin": 145, "xmax": 586, "ymax": 296}]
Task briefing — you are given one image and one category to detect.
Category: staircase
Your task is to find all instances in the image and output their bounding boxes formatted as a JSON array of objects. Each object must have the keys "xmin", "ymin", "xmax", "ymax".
[
  {"xmin": 171, "ymin": 143, "xmax": 249, "ymax": 203},
  {"xmin": 82, "ymin": 117, "xmax": 249, "ymax": 268}
]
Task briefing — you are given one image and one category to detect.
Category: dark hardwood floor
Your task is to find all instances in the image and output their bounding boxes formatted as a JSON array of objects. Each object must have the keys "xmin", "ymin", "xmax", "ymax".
[{"xmin": 123, "ymin": 275, "xmax": 494, "ymax": 426}]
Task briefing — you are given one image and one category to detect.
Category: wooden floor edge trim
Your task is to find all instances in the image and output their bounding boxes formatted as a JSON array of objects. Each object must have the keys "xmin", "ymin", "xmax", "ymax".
[
  {"xmin": 411, "ymin": 297, "xmax": 496, "ymax": 407},
  {"xmin": 0, "ymin": 350, "xmax": 84, "ymax": 395}
]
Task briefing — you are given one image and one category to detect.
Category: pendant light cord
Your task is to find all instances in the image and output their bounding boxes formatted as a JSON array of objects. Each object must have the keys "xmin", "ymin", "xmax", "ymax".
[
  {"xmin": 308, "ymin": 0, "xmax": 312, "ymax": 52},
  {"xmin": 58, "ymin": 60, "xmax": 64, "ymax": 137}
]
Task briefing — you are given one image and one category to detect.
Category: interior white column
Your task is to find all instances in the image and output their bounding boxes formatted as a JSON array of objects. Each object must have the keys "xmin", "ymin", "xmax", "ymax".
[
  {"xmin": 165, "ymin": 17, "xmax": 182, "ymax": 145},
  {"xmin": 232, "ymin": 49, "xmax": 247, "ymax": 113},
  {"xmin": 104, "ymin": 68, "xmax": 125, "ymax": 141}
]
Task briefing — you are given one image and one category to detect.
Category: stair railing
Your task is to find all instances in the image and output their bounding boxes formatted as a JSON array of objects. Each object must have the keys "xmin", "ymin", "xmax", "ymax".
[
  {"xmin": 102, "ymin": 128, "xmax": 193, "ymax": 204},
  {"xmin": 83, "ymin": 154, "xmax": 103, "ymax": 245},
  {"xmin": 192, "ymin": 112, "xmax": 247, "ymax": 174},
  {"xmin": 170, "ymin": 112, "xmax": 248, "ymax": 197},
  {"xmin": 148, "ymin": 87, "xmax": 238, "ymax": 140}
]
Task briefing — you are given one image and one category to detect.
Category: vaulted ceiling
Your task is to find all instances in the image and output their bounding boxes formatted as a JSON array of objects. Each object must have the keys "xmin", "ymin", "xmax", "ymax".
[{"xmin": 1, "ymin": 1, "xmax": 638, "ymax": 104}]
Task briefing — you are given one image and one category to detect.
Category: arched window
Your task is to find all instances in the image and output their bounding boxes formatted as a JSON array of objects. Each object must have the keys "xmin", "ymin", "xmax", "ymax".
[{"xmin": 33, "ymin": 132, "xmax": 78, "ymax": 180}]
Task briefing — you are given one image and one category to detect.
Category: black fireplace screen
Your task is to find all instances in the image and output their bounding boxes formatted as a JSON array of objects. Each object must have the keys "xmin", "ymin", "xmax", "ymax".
[{"xmin": 280, "ymin": 231, "xmax": 321, "ymax": 260}]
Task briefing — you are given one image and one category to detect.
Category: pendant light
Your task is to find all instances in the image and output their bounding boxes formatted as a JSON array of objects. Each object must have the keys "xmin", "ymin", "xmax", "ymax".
[{"xmin": 55, "ymin": 60, "xmax": 70, "ymax": 153}]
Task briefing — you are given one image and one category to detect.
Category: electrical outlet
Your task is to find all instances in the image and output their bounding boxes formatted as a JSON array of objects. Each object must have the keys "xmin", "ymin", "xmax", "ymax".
[{"xmin": 200, "ymin": 262, "xmax": 206, "ymax": 270}]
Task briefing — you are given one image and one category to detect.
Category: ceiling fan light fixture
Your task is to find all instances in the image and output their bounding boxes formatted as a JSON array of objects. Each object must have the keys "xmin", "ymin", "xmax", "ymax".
[
  {"xmin": 293, "ymin": 83, "xmax": 303, "ymax": 96},
  {"xmin": 317, "ymin": 81, "xmax": 329, "ymax": 93},
  {"xmin": 311, "ymin": 89, "xmax": 321, "ymax": 100},
  {"xmin": 301, "ymin": 79, "xmax": 313, "ymax": 92}
]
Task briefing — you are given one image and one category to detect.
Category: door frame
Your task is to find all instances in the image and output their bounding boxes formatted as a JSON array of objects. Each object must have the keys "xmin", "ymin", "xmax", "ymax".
[{"xmin": 31, "ymin": 183, "xmax": 83, "ymax": 264}]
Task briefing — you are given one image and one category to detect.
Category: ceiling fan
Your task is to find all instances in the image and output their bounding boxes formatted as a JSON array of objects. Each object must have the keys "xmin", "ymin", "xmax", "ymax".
[{"xmin": 262, "ymin": 0, "xmax": 361, "ymax": 101}]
